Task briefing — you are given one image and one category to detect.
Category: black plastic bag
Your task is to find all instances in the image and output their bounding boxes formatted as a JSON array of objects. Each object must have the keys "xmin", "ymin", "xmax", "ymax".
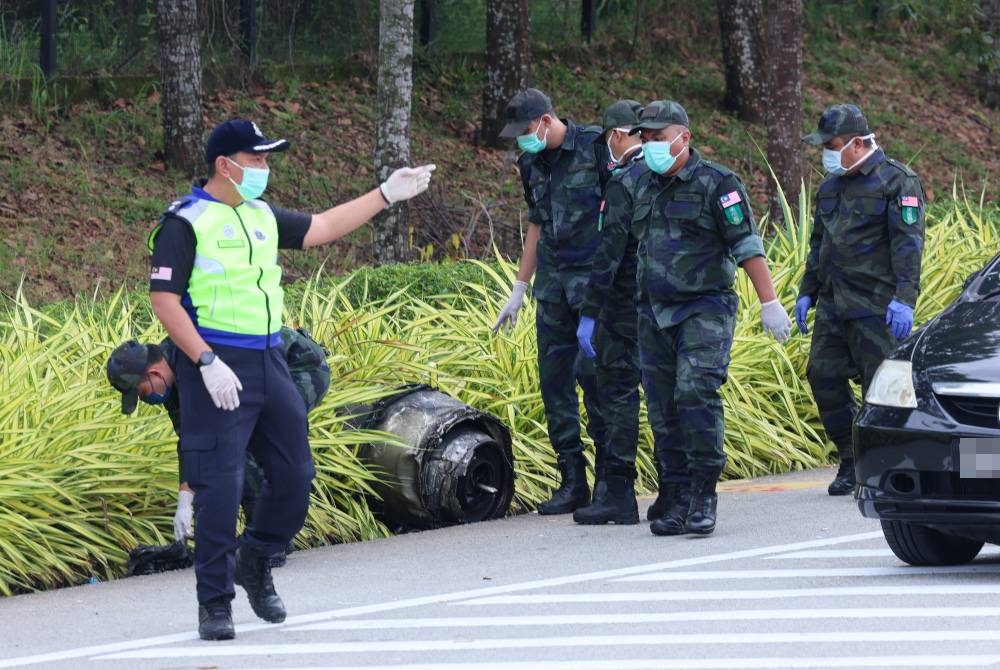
[{"xmin": 125, "ymin": 541, "xmax": 193, "ymax": 576}]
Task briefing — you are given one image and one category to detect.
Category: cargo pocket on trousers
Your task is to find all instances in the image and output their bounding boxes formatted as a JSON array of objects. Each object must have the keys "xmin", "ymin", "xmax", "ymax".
[{"xmin": 179, "ymin": 434, "xmax": 218, "ymax": 490}]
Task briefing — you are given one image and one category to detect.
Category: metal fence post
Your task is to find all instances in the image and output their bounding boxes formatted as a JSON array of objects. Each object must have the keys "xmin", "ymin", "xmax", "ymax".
[
  {"xmin": 581, "ymin": 0, "xmax": 596, "ymax": 44},
  {"xmin": 40, "ymin": 0, "xmax": 56, "ymax": 76},
  {"xmin": 419, "ymin": 0, "xmax": 437, "ymax": 46},
  {"xmin": 240, "ymin": 0, "xmax": 257, "ymax": 65}
]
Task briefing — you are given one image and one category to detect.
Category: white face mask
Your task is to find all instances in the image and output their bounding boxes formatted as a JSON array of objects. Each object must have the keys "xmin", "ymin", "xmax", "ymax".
[
  {"xmin": 822, "ymin": 133, "xmax": 877, "ymax": 176},
  {"xmin": 606, "ymin": 128, "xmax": 631, "ymax": 164}
]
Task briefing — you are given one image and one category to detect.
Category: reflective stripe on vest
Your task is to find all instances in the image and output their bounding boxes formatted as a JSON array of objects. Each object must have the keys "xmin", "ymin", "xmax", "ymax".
[{"xmin": 171, "ymin": 198, "xmax": 283, "ymax": 349}]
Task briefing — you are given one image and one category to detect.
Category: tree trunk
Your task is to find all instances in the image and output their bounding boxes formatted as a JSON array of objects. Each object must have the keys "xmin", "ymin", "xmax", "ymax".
[
  {"xmin": 717, "ymin": 0, "xmax": 766, "ymax": 123},
  {"xmin": 373, "ymin": 0, "xmax": 415, "ymax": 265},
  {"xmin": 482, "ymin": 0, "xmax": 530, "ymax": 148},
  {"xmin": 156, "ymin": 0, "xmax": 203, "ymax": 177},
  {"xmin": 764, "ymin": 0, "xmax": 804, "ymax": 227},
  {"xmin": 979, "ymin": 0, "xmax": 1000, "ymax": 109}
]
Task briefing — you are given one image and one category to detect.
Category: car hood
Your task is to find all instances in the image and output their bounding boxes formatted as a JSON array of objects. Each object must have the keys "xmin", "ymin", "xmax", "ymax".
[{"xmin": 917, "ymin": 300, "xmax": 1000, "ymax": 386}]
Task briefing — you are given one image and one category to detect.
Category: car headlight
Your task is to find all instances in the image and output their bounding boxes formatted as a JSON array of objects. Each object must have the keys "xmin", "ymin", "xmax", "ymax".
[{"xmin": 866, "ymin": 360, "xmax": 918, "ymax": 408}]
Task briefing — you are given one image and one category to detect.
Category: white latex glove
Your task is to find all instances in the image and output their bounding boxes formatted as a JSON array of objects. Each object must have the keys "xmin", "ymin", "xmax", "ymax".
[
  {"xmin": 199, "ymin": 355, "xmax": 243, "ymax": 410},
  {"xmin": 379, "ymin": 164, "xmax": 437, "ymax": 204},
  {"xmin": 761, "ymin": 299, "xmax": 792, "ymax": 343},
  {"xmin": 492, "ymin": 280, "xmax": 529, "ymax": 334},
  {"xmin": 173, "ymin": 489, "xmax": 194, "ymax": 542}
]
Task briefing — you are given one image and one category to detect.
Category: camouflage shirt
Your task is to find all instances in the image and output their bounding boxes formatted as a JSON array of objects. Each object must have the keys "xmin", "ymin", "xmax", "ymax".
[
  {"xmin": 632, "ymin": 148, "xmax": 766, "ymax": 329},
  {"xmin": 798, "ymin": 148, "xmax": 926, "ymax": 319},
  {"xmin": 518, "ymin": 119, "xmax": 610, "ymax": 304},
  {"xmin": 580, "ymin": 148, "xmax": 649, "ymax": 319},
  {"xmin": 161, "ymin": 326, "xmax": 331, "ymax": 482}
]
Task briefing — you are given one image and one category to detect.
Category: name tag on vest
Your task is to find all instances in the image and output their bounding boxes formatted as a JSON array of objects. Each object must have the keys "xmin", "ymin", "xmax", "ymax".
[{"xmin": 217, "ymin": 239, "xmax": 246, "ymax": 249}]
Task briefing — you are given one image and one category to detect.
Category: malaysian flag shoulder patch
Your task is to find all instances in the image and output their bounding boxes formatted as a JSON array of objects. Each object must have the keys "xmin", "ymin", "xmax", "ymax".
[
  {"xmin": 150, "ymin": 266, "xmax": 173, "ymax": 281},
  {"xmin": 719, "ymin": 190, "xmax": 742, "ymax": 208},
  {"xmin": 900, "ymin": 195, "xmax": 920, "ymax": 225}
]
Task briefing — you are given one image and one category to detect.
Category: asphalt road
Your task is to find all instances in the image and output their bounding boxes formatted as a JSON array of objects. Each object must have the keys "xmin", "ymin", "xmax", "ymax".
[{"xmin": 3, "ymin": 467, "xmax": 1000, "ymax": 670}]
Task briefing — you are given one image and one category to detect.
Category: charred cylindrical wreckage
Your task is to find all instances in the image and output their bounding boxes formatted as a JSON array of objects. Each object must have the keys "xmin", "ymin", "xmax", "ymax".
[{"xmin": 342, "ymin": 385, "xmax": 515, "ymax": 530}]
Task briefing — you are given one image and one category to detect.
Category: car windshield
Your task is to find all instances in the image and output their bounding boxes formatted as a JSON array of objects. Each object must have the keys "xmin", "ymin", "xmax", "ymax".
[{"xmin": 963, "ymin": 252, "xmax": 1000, "ymax": 301}]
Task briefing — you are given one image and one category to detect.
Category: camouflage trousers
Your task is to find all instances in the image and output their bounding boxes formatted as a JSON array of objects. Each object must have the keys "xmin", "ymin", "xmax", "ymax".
[
  {"xmin": 637, "ymin": 305, "xmax": 735, "ymax": 476},
  {"xmin": 593, "ymin": 305, "xmax": 641, "ymax": 475},
  {"xmin": 536, "ymin": 295, "xmax": 607, "ymax": 457},
  {"xmin": 807, "ymin": 311, "xmax": 897, "ymax": 459}
]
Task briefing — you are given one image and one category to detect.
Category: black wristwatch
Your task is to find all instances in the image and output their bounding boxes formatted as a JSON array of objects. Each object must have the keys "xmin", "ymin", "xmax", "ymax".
[{"xmin": 196, "ymin": 351, "xmax": 216, "ymax": 368}]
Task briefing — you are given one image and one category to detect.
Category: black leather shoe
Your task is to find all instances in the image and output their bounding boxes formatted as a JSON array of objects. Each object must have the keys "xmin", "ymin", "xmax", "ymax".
[
  {"xmin": 650, "ymin": 483, "xmax": 692, "ymax": 536},
  {"xmin": 538, "ymin": 453, "xmax": 590, "ymax": 515},
  {"xmin": 573, "ymin": 473, "xmax": 639, "ymax": 525},
  {"xmin": 828, "ymin": 459, "xmax": 856, "ymax": 496},
  {"xmin": 234, "ymin": 545, "xmax": 286, "ymax": 623},
  {"xmin": 198, "ymin": 599, "xmax": 235, "ymax": 641}
]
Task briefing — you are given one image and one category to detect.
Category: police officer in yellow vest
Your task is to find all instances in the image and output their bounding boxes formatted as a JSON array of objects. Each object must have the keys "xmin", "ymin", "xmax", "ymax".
[{"xmin": 148, "ymin": 119, "xmax": 434, "ymax": 641}]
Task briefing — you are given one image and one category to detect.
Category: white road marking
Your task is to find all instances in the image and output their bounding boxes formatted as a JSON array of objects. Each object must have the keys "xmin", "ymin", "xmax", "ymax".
[
  {"xmin": 285, "ymin": 606, "xmax": 1000, "ymax": 631},
  {"xmin": 763, "ymin": 549, "xmax": 898, "ymax": 559},
  {"xmin": 238, "ymin": 657, "xmax": 1000, "ymax": 670},
  {"xmin": 0, "ymin": 530, "xmax": 881, "ymax": 668},
  {"xmin": 614, "ymin": 565, "xmax": 1000, "ymax": 581},
  {"xmin": 94, "ymin": 631, "xmax": 1000, "ymax": 659},
  {"xmin": 454, "ymin": 584, "xmax": 1000, "ymax": 605}
]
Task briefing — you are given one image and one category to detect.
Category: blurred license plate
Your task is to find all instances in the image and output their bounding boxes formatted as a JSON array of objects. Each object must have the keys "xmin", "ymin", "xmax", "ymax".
[{"xmin": 959, "ymin": 437, "xmax": 1000, "ymax": 478}]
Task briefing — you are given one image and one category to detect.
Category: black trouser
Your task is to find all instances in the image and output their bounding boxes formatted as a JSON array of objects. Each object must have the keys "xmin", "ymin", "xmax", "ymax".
[{"xmin": 178, "ymin": 344, "xmax": 315, "ymax": 605}]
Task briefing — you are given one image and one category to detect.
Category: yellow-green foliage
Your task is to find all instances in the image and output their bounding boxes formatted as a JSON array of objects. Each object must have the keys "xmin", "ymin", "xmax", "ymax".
[{"xmin": 1, "ymin": 194, "xmax": 998, "ymax": 596}]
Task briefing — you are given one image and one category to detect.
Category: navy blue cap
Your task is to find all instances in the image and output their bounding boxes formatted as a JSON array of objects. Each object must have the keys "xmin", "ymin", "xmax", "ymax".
[
  {"xmin": 499, "ymin": 89, "xmax": 554, "ymax": 139},
  {"xmin": 204, "ymin": 119, "xmax": 290, "ymax": 164}
]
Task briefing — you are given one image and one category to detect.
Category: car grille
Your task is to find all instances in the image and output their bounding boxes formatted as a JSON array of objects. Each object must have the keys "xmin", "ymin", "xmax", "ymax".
[{"xmin": 936, "ymin": 394, "xmax": 1000, "ymax": 429}]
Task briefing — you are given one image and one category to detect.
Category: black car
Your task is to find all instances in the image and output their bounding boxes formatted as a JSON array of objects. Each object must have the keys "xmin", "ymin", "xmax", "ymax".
[{"xmin": 855, "ymin": 250, "xmax": 1000, "ymax": 566}]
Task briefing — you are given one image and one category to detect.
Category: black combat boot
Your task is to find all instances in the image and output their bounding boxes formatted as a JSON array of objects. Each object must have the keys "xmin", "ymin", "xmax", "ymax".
[
  {"xmin": 646, "ymin": 469, "xmax": 672, "ymax": 521},
  {"xmin": 234, "ymin": 545, "xmax": 287, "ymax": 623},
  {"xmin": 686, "ymin": 470, "xmax": 720, "ymax": 535},
  {"xmin": 573, "ymin": 469, "xmax": 639, "ymax": 525},
  {"xmin": 828, "ymin": 458, "xmax": 856, "ymax": 496},
  {"xmin": 538, "ymin": 453, "xmax": 590, "ymax": 515},
  {"xmin": 649, "ymin": 482, "xmax": 692, "ymax": 536},
  {"xmin": 198, "ymin": 597, "xmax": 235, "ymax": 641}
]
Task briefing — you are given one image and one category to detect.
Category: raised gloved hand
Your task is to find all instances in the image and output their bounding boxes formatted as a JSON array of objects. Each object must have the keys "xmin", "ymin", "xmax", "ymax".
[
  {"xmin": 199, "ymin": 355, "xmax": 242, "ymax": 410},
  {"xmin": 380, "ymin": 164, "xmax": 437, "ymax": 204},
  {"xmin": 491, "ymin": 280, "xmax": 529, "ymax": 333},
  {"xmin": 761, "ymin": 299, "xmax": 792, "ymax": 343},
  {"xmin": 173, "ymin": 489, "xmax": 194, "ymax": 542},
  {"xmin": 794, "ymin": 296, "xmax": 813, "ymax": 334},
  {"xmin": 576, "ymin": 315, "xmax": 597, "ymax": 359},
  {"xmin": 885, "ymin": 298, "xmax": 914, "ymax": 340}
]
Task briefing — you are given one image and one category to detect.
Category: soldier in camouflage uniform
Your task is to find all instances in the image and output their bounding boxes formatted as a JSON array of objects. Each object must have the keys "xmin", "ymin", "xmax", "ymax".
[
  {"xmin": 493, "ymin": 88, "xmax": 611, "ymax": 515},
  {"xmin": 106, "ymin": 326, "xmax": 331, "ymax": 549},
  {"xmin": 797, "ymin": 104, "xmax": 926, "ymax": 496},
  {"xmin": 573, "ymin": 99, "xmax": 648, "ymax": 525},
  {"xmin": 630, "ymin": 101, "xmax": 792, "ymax": 537}
]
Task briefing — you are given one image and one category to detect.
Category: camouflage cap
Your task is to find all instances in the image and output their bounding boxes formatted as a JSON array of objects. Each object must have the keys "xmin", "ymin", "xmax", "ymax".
[
  {"xmin": 106, "ymin": 340, "xmax": 151, "ymax": 414},
  {"xmin": 802, "ymin": 104, "xmax": 871, "ymax": 146},
  {"xmin": 629, "ymin": 100, "xmax": 689, "ymax": 134},
  {"xmin": 601, "ymin": 99, "xmax": 643, "ymax": 137},
  {"xmin": 499, "ymin": 88, "xmax": 554, "ymax": 139}
]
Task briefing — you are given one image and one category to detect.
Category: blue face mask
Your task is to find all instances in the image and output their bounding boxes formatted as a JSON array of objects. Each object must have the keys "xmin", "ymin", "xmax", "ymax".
[
  {"xmin": 516, "ymin": 123, "xmax": 549, "ymax": 154},
  {"xmin": 142, "ymin": 384, "xmax": 172, "ymax": 406},
  {"xmin": 226, "ymin": 157, "xmax": 270, "ymax": 200},
  {"xmin": 823, "ymin": 133, "xmax": 876, "ymax": 176},
  {"xmin": 643, "ymin": 132, "xmax": 684, "ymax": 174}
]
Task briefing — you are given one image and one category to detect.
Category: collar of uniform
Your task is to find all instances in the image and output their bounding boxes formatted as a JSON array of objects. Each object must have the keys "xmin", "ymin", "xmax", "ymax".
[
  {"xmin": 856, "ymin": 148, "xmax": 886, "ymax": 176},
  {"xmin": 190, "ymin": 178, "xmax": 223, "ymax": 203},
  {"xmin": 559, "ymin": 119, "xmax": 578, "ymax": 152}
]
